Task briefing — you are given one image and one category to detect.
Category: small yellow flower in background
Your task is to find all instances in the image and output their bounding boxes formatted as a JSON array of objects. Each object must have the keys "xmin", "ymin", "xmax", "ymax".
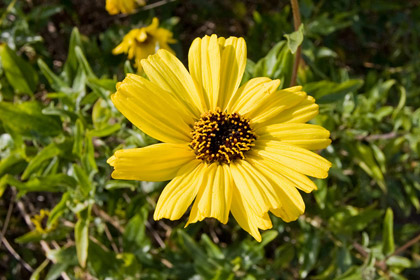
[
  {"xmin": 31, "ymin": 209, "xmax": 56, "ymax": 234},
  {"xmin": 106, "ymin": 0, "xmax": 145, "ymax": 15},
  {"xmin": 107, "ymin": 34, "xmax": 332, "ymax": 241},
  {"xmin": 112, "ymin": 17, "xmax": 176, "ymax": 70}
]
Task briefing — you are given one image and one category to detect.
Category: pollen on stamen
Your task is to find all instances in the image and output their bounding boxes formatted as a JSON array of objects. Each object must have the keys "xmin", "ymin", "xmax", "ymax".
[{"xmin": 190, "ymin": 108, "xmax": 257, "ymax": 164}]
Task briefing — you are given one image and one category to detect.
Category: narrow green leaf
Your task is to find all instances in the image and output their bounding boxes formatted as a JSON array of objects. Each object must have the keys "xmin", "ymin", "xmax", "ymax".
[
  {"xmin": 30, "ymin": 259, "xmax": 50, "ymax": 280},
  {"xmin": 303, "ymin": 79, "xmax": 363, "ymax": 104},
  {"xmin": 72, "ymin": 119, "xmax": 84, "ymax": 157},
  {"xmin": 75, "ymin": 46, "xmax": 96, "ymax": 78},
  {"xmin": 62, "ymin": 27, "xmax": 82, "ymax": 83},
  {"xmin": 201, "ymin": 234, "xmax": 224, "ymax": 259},
  {"xmin": 87, "ymin": 124, "xmax": 121, "ymax": 138},
  {"xmin": 15, "ymin": 227, "xmax": 70, "ymax": 243},
  {"xmin": 37, "ymin": 59, "xmax": 70, "ymax": 92},
  {"xmin": 0, "ymin": 44, "xmax": 38, "ymax": 95},
  {"xmin": 382, "ymin": 207, "xmax": 395, "ymax": 255},
  {"xmin": 284, "ymin": 24, "xmax": 304, "ymax": 54},
  {"xmin": 75, "ymin": 208, "xmax": 90, "ymax": 268},
  {"xmin": 354, "ymin": 143, "xmax": 386, "ymax": 192},
  {"xmin": 18, "ymin": 174, "xmax": 76, "ymax": 193},
  {"xmin": 87, "ymin": 78, "xmax": 117, "ymax": 92},
  {"xmin": 83, "ymin": 135, "xmax": 98, "ymax": 173},
  {"xmin": 48, "ymin": 192, "xmax": 70, "ymax": 227},
  {"xmin": 45, "ymin": 263, "xmax": 68, "ymax": 280},
  {"xmin": 22, "ymin": 143, "xmax": 61, "ymax": 180},
  {"xmin": 73, "ymin": 164, "xmax": 92, "ymax": 197}
]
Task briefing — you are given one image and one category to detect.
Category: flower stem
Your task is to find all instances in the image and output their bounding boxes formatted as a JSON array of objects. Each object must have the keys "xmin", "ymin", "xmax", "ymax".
[{"xmin": 290, "ymin": 0, "xmax": 302, "ymax": 86}]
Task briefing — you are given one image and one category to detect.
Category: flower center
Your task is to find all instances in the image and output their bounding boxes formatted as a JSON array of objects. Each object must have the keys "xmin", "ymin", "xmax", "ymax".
[{"xmin": 190, "ymin": 109, "xmax": 256, "ymax": 164}]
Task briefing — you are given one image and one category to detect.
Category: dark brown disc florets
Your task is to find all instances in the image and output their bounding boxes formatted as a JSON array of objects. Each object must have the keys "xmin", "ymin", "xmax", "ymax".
[{"xmin": 190, "ymin": 108, "xmax": 256, "ymax": 164}]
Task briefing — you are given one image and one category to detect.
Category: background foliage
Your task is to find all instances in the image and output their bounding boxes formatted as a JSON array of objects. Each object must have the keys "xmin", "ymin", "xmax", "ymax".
[{"xmin": 1, "ymin": 0, "xmax": 420, "ymax": 279}]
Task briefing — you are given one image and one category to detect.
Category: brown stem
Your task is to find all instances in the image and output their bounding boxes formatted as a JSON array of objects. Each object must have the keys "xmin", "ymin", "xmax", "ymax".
[
  {"xmin": 92, "ymin": 205, "xmax": 124, "ymax": 233},
  {"xmin": 0, "ymin": 194, "xmax": 14, "ymax": 247},
  {"xmin": 352, "ymin": 242, "xmax": 388, "ymax": 272},
  {"xmin": 391, "ymin": 232, "xmax": 420, "ymax": 257},
  {"xmin": 290, "ymin": 0, "xmax": 302, "ymax": 86}
]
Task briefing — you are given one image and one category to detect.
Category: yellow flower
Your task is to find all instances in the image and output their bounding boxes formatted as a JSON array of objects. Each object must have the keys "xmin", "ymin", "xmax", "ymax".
[
  {"xmin": 112, "ymin": 17, "xmax": 176, "ymax": 70},
  {"xmin": 31, "ymin": 209, "xmax": 56, "ymax": 234},
  {"xmin": 106, "ymin": 0, "xmax": 145, "ymax": 15},
  {"xmin": 107, "ymin": 35, "xmax": 332, "ymax": 241}
]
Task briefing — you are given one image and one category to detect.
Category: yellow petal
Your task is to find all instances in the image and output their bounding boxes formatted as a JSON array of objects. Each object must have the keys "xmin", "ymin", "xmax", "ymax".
[
  {"xmin": 248, "ymin": 154, "xmax": 317, "ymax": 193},
  {"xmin": 154, "ymin": 161, "xmax": 204, "ymax": 220},
  {"xmin": 217, "ymin": 37, "xmax": 247, "ymax": 110},
  {"xmin": 256, "ymin": 123, "xmax": 331, "ymax": 150},
  {"xmin": 111, "ymin": 74, "xmax": 194, "ymax": 143},
  {"xmin": 133, "ymin": 41, "xmax": 155, "ymax": 68},
  {"xmin": 188, "ymin": 35, "xmax": 220, "ymax": 110},
  {"xmin": 227, "ymin": 78, "xmax": 280, "ymax": 115},
  {"xmin": 258, "ymin": 95, "xmax": 319, "ymax": 127},
  {"xmin": 237, "ymin": 160, "xmax": 284, "ymax": 210},
  {"xmin": 229, "ymin": 161, "xmax": 270, "ymax": 216},
  {"xmin": 145, "ymin": 17, "xmax": 159, "ymax": 32},
  {"xmin": 253, "ymin": 141, "xmax": 332, "ymax": 179},
  {"xmin": 186, "ymin": 163, "xmax": 233, "ymax": 225},
  {"xmin": 247, "ymin": 158, "xmax": 305, "ymax": 222},
  {"xmin": 141, "ymin": 49, "xmax": 203, "ymax": 117},
  {"xmin": 230, "ymin": 187, "xmax": 273, "ymax": 242},
  {"xmin": 108, "ymin": 143, "xmax": 196, "ymax": 181},
  {"xmin": 249, "ymin": 87, "xmax": 307, "ymax": 125}
]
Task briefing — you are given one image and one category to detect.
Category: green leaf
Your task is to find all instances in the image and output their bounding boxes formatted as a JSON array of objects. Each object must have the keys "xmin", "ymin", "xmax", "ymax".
[
  {"xmin": 30, "ymin": 259, "xmax": 49, "ymax": 280},
  {"xmin": 0, "ymin": 44, "xmax": 38, "ymax": 95},
  {"xmin": 201, "ymin": 234, "xmax": 224, "ymax": 259},
  {"xmin": 178, "ymin": 230, "xmax": 221, "ymax": 277},
  {"xmin": 382, "ymin": 208, "xmax": 395, "ymax": 255},
  {"xmin": 386, "ymin": 256, "xmax": 412, "ymax": 268},
  {"xmin": 123, "ymin": 207, "xmax": 149, "ymax": 248},
  {"xmin": 73, "ymin": 164, "xmax": 92, "ymax": 197},
  {"xmin": 0, "ymin": 174, "xmax": 21, "ymax": 197},
  {"xmin": 303, "ymin": 79, "xmax": 363, "ymax": 104},
  {"xmin": 92, "ymin": 98, "xmax": 112, "ymax": 130},
  {"xmin": 75, "ymin": 207, "xmax": 90, "ymax": 268},
  {"xmin": 0, "ymin": 152, "xmax": 24, "ymax": 177},
  {"xmin": 87, "ymin": 78, "xmax": 117, "ymax": 92},
  {"xmin": 15, "ymin": 227, "xmax": 70, "ymax": 243},
  {"xmin": 17, "ymin": 174, "xmax": 76, "ymax": 193},
  {"xmin": 75, "ymin": 46, "xmax": 96, "ymax": 79},
  {"xmin": 87, "ymin": 124, "xmax": 121, "ymax": 138},
  {"xmin": 284, "ymin": 24, "xmax": 304, "ymax": 54},
  {"xmin": 72, "ymin": 119, "xmax": 84, "ymax": 157},
  {"xmin": 257, "ymin": 230, "xmax": 278, "ymax": 249},
  {"xmin": 45, "ymin": 263, "xmax": 68, "ymax": 280},
  {"xmin": 0, "ymin": 102, "xmax": 62, "ymax": 138},
  {"xmin": 253, "ymin": 40, "xmax": 294, "ymax": 87},
  {"xmin": 62, "ymin": 27, "xmax": 83, "ymax": 83},
  {"xmin": 83, "ymin": 135, "xmax": 98, "ymax": 173},
  {"xmin": 353, "ymin": 143, "xmax": 386, "ymax": 192},
  {"xmin": 22, "ymin": 143, "xmax": 61, "ymax": 180},
  {"xmin": 37, "ymin": 59, "xmax": 70, "ymax": 92},
  {"xmin": 48, "ymin": 192, "xmax": 70, "ymax": 227},
  {"xmin": 42, "ymin": 107, "xmax": 78, "ymax": 122}
]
